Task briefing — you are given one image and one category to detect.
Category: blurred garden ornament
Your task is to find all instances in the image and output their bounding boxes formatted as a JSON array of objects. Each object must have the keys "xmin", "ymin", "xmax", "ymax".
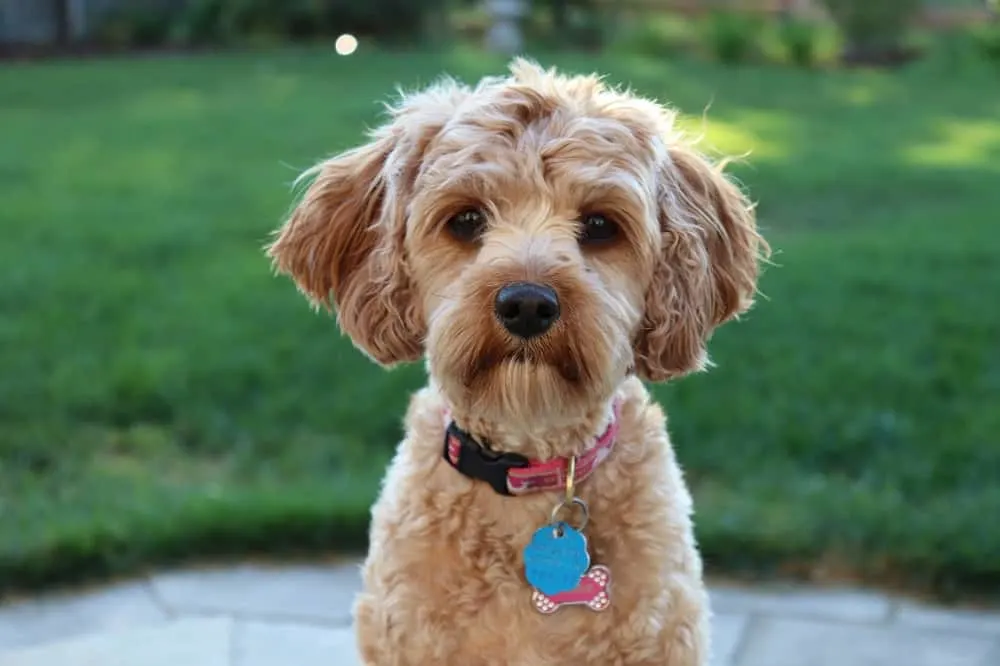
[{"xmin": 484, "ymin": 0, "xmax": 526, "ymax": 54}]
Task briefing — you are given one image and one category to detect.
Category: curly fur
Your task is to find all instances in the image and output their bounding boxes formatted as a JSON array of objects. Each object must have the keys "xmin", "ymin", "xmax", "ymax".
[{"xmin": 266, "ymin": 58, "xmax": 769, "ymax": 666}]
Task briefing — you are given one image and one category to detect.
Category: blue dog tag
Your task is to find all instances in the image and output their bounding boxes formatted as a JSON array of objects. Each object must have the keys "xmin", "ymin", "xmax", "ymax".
[{"xmin": 523, "ymin": 521, "xmax": 591, "ymax": 597}]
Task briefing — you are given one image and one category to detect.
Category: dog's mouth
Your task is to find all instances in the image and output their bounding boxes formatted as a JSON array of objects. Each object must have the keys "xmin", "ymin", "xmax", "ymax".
[
  {"xmin": 467, "ymin": 345, "xmax": 525, "ymax": 380},
  {"xmin": 509, "ymin": 347, "xmax": 534, "ymax": 364},
  {"xmin": 466, "ymin": 340, "xmax": 583, "ymax": 386}
]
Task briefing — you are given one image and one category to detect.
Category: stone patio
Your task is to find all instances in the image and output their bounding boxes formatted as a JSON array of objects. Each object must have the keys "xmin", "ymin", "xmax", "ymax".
[{"xmin": 1, "ymin": 561, "xmax": 997, "ymax": 666}]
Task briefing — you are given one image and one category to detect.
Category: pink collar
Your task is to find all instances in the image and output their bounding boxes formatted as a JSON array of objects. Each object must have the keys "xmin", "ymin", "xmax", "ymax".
[{"xmin": 441, "ymin": 401, "xmax": 621, "ymax": 497}]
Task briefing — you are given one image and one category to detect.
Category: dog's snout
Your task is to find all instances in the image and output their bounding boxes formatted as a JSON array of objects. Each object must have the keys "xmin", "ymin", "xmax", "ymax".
[{"xmin": 494, "ymin": 282, "xmax": 560, "ymax": 339}]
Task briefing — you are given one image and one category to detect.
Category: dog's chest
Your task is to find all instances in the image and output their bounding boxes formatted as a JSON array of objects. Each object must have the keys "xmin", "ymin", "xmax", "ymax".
[
  {"xmin": 380, "ymin": 532, "xmax": 625, "ymax": 664},
  {"xmin": 376, "ymin": 498, "xmax": 643, "ymax": 656}
]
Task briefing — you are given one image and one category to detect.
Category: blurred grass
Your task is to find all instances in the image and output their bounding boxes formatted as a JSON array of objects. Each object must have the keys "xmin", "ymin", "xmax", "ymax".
[{"xmin": 1, "ymin": 46, "xmax": 998, "ymax": 600}]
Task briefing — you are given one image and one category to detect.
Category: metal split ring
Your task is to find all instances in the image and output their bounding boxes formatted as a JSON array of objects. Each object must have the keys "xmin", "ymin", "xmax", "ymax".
[{"xmin": 550, "ymin": 496, "xmax": 589, "ymax": 533}]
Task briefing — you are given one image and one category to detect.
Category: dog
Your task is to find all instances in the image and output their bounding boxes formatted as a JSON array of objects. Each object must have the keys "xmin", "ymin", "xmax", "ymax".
[{"xmin": 266, "ymin": 58, "xmax": 767, "ymax": 666}]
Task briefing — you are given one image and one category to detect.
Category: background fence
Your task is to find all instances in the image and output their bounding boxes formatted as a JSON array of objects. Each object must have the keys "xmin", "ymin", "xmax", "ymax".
[
  {"xmin": 0, "ymin": 0, "xmax": 991, "ymax": 46},
  {"xmin": 0, "ymin": 0, "xmax": 182, "ymax": 45}
]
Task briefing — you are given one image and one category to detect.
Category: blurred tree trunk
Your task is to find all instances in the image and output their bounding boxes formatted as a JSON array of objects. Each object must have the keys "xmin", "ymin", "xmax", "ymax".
[
  {"xmin": 52, "ymin": 0, "xmax": 71, "ymax": 45},
  {"xmin": 551, "ymin": 0, "xmax": 569, "ymax": 30}
]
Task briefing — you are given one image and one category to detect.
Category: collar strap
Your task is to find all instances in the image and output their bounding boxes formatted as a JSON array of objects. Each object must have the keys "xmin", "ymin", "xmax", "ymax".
[{"xmin": 442, "ymin": 401, "xmax": 621, "ymax": 497}]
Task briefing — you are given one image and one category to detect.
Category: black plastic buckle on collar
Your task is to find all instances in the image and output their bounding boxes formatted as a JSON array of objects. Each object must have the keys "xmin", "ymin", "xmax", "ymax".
[{"xmin": 443, "ymin": 421, "xmax": 531, "ymax": 497}]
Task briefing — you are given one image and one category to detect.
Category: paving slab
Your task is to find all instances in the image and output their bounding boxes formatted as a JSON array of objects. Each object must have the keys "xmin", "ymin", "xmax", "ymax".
[
  {"xmin": 738, "ymin": 617, "xmax": 997, "ymax": 666},
  {"xmin": 0, "ymin": 617, "xmax": 231, "ymax": 666},
  {"xmin": 709, "ymin": 583, "xmax": 892, "ymax": 624},
  {"xmin": 0, "ymin": 579, "xmax": 168, "ymax": 651},
  {"xmin": 710, "ymin": 612, "xmax": 749, "ymax": 666},
  {"xmin": 4, "ymin": 559, "xmax": 999, "ymax": 666},
  {"xmin": 234, "ymin": 620, "xmax": 362, "ymax": 666},
  {"xmin": 895, "ymin": 600, "xmax": 1000, "ymax": 637},
  {"xmin": 149, "ymin": 561, "xmax": 362, "ymax": 624},
  {"xmin": 230, "ymin": 612, "xmax": 747, "ymax": 666},
  {"xmin": 981, "ymin": 642, "xmax": 1000, "ymax": 666}
]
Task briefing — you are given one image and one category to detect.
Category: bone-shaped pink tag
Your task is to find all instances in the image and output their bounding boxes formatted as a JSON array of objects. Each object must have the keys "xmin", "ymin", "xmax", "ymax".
[{"xmin": 531, "ymin": 565, "xmax": 611, "ymax": 614}]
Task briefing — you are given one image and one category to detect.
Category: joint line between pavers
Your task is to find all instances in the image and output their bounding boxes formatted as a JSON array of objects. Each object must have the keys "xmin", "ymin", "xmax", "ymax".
[
  {"xmin": 226, "ymin": 612, "xmax": 354, "ymax": 630},
  {"xmin": 745, "ymin": 609, "xmax": 894, "ymax": 627},
  {"xmin": 882, "ymin": 599, "xmax": 901, "ymax": 626},
  {"xmin": 728, "ymin": 613, "xmax": 759, "ymax": 666},
  {"xmin": 229, "ymin": 618, "xmax": 243, "ymax": 666},
  {"xmin": 163, "ymin": 606, "xmax": 354, "ymax": 630},
  {"xmin": 142, "ymin": 577, "xmax": 179, "ymax": 620}
]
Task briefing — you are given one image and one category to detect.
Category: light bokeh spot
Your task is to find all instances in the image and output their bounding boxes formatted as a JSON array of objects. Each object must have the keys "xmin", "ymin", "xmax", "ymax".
[{"xmin": 335, "ymin": 34, "xmax": 358, "ymax": 56}]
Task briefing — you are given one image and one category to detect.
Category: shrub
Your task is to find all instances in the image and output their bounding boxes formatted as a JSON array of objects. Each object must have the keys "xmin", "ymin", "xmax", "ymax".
[
  {"xmin": 972, "ymin": 22, "xmax": 1000, "ymax": 65},
  {"xmin": 322, "ymin": 0, "xmax": 450, "ymax": 43},
  {"xmin": 537, "ymin": 0, "xmax": 576, "ymax": 33},
  {"xmin": 703, "ymin": 10, "xmax": 762, "ymax": 65},
  {"xmin": 97, "ymin": 0, "xmax": 449, "ymax": 49},
  {"xmin": 95, "ymin": 6, "xmax": 175, "ymax": 48},
  {"xmin": 528, "ymin": 0, "xmax": 616, "ymax": 52},
  {"xmin": 611, "ymin": 13, "xmax": 699, "ymax": 59},
  {"xmin": 820, "ymin": 0, "xmax": 921, "ymax": 61},
  {"xmin": 778, "ymin": 17, "xmax": 821, "ymax": 68},
  {"xmin": 168, "ymin": 0, "xmax": 239, "ymax": 46}
]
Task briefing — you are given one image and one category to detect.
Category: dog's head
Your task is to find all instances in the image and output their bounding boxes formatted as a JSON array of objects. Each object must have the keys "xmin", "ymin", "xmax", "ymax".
[{"xmin": 267, "ymin": 59, "xmax": 767, "ymax": 424}]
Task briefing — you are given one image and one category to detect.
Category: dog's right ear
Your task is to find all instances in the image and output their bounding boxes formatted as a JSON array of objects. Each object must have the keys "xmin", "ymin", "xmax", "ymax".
[{"xmin": 266, "ymin": 81, "xmax": 466, "ymax": 366}]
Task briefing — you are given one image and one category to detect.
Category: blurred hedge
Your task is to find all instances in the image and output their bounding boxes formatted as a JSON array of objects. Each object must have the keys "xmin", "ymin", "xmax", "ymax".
[{"xmin": 96, "ymin": 0, "xmax": 450, "ymax": 48}]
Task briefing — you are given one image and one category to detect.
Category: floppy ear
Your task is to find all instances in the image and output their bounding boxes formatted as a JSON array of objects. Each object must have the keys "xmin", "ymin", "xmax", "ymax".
[
  {"xmin": 266, "ymin": 82, "xmax": 466, "ymax": 366},
  {"xmin": 265, "ymin": 131, "xmax": 416, "ymax": 366},
  {"xmin": 633, "ymin": 140, "xmax": 768, "ymax": 382}
]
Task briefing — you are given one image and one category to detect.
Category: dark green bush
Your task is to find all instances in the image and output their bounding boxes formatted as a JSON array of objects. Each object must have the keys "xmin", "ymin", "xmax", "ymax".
[
  {"xmin": 321, "ymin": 0, "xmax": 450, "ymax": 43},
  {"xmin": 528, "ymin": 0, "xmax": 616, "ymax": 52},
  {"xmin": 778, "ymin": 17, "xmax": 821, "ymax": 67},
  {"xmin": 95, "ymin": 6, "xmax": 175, "ymax": 48},
  {"xmin": 820, "ymin": 0, "xmax": 920, "ymax": 60},
  {"xmin": 537, "ymin": 0, "xmax": 577, "ymax": 32},
  {"xmin": 168, "ymin": 0, "xmax": 237, "ymax": 46},
  {"xmin": 703, "ymin": 10, "xmax": 762, "ymax": 65},
  {"xmin": 972, "ymin": 22, "xmax": 1000, "ymax": 65},
  {"xmin": 97, "ymin": 0, "xmax": 449, "ymax": 48}
]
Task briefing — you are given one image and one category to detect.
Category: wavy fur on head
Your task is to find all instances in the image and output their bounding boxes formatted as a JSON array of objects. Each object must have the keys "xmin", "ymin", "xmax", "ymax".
[{"xmin": 267, "ymin": 58, "xmax": 768, "ymax": 666}]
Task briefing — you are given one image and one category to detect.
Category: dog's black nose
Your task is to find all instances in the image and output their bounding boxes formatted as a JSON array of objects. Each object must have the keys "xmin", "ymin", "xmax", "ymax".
[{"xmin": 494, "ymin": 282, "xmax": 560, "ymax": 339}]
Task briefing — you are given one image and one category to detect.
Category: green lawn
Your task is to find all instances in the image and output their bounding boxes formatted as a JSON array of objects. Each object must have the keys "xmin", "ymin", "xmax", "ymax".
[{"xmin": 1, "ymin": 46, "xmax": 998, "ymax": 600}]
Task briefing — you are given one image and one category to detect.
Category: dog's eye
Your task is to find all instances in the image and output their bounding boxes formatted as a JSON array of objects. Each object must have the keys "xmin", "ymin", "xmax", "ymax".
[
  {"xmin": 446, "ymin": 208, "xmax": 487, "ymax": 243},
  {"xmin": 579, "ymin": 213, "xmax": 619, "ymax": 245}
]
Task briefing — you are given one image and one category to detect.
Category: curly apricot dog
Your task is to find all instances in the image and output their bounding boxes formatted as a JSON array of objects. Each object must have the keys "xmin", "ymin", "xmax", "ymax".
[{"xmin": 267, "ymin": 58, "xmax": 767, "ymax": 666}]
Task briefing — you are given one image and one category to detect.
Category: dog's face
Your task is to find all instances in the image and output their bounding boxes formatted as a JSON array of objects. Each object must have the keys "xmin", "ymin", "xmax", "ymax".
[{"xmin": 268, "ymin": 60, "xmax": 766, "ymax": 424}]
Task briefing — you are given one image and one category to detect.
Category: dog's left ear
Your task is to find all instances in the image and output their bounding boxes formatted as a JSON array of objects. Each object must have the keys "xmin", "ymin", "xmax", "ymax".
[
  {"xmin": 633, "ymin": 141, "xmax": 768, "ymax": 382},
  {"xmin": 266, "ymin": 81, "xmax": 467, "ymax": 366}
]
